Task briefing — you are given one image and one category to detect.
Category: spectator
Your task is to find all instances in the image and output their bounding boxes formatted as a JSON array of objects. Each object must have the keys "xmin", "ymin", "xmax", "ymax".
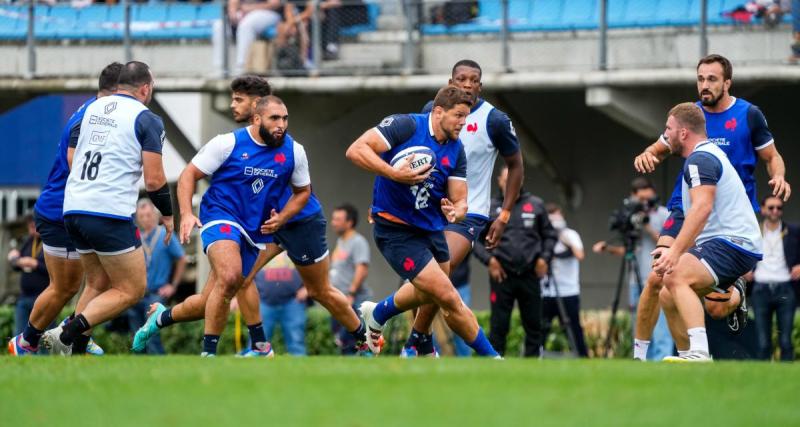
[
  {"xmin": 255, "ymin": 252, "xmax": 308, "ymax": 356},
  {"xmin": 473, "ymin": 166, "xmax": 557, "ymax": 357},
  {"xmin": 329, "ymin": 203, "xmax": 371, "ymax": 355},
  {"xmin": 541, "ymin": 203, "xmax": 589, "ymax": 358},
  {"xmin": 213, "ymin": 0, "xmax": 283, "ymax": 76},
  {"xmin": 7, "ymin": 215, "xmax": 48, "ymax": 336},
  {"xmin": 792, "ymin": 0, "xmax": 800, "ymax": 62},
  {"xmin": 748, "ymin": 195, "xmax": 800, "ymax": 361},
  {"xmin": 448, "ymin": 260, "xmax": 473, "ymax": 357},
  {"xmin": 592, "ymin": 177, "xmax": 674, "ymax": 361},
  {"xmin": 128, "ymin": 199, "xmax": 186, "ymax": 355}
]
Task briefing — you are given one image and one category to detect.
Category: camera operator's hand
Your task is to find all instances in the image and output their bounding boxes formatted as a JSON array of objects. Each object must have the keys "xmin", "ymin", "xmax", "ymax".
[
  {"xmin": 592, "ymin": 241, "xmax": 607, "ymax": 254},
  {"xmin": 488, "ymin": 257, "xmax": 507, "ymax": 283},
  {"xmin": 634, "ymin": 151, "xmax": 660, "ymax": 173},
  {"xmin": 534, "ymin": 258, "xmax": 548, "ymax": 278},
  {"xmin": 651, "ymin": 246, "xmax": 679, "ymax": 276}
]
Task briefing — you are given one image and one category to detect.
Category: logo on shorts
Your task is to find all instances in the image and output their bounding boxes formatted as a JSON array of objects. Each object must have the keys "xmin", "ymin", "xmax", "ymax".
[
  {"xmin": 664, "ymin": 217, "xmax": 675, "ymax": 229},
  {"xmin": 468, "ymin": 227, "xmax": 475, "ymax": 236},
  {"xmin": 466, "ymin": 122, "xmax": 478, "ymax": 133},
  {"xmin": 274, "ymin": 152, "xmax": 287, "ymax": 165},
  {"xmin": 104, "ymin": 102, "xmax": 117, "ymax": 115},
  {"xmin": 403, "ymin": 257, "xmax": 415, "ymax": 272},
  {"xmin": 252, "ymin": 178, "xmax": 264, "ymax": 194},
  {"xmin": 220, "ymin": 224, "xmax": 232, "ymax": 234}
]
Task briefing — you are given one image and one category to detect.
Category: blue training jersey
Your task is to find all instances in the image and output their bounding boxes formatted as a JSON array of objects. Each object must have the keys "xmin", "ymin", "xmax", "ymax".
[
  {"xmin": 371, "ymin": 113, "xmax": 467, "ymax": 232},
  {"xmin": 198, "ymin": 127, "xmax": 321, "ymax": 246},
  {"xmin": 666, "ymin": 97, "xmax": 773, "ymax": 212},
  {"xmin": 33, "ymin": 96, "xmax": 96, "ymax": 222}
]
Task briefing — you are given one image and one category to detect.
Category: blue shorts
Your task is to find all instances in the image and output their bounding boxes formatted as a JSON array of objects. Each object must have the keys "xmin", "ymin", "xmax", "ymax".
[
  {"xmin": 200, "ymin": 221, "xmax": 262, "ymax": 277},
  {"xmin": 64, "ymin": 214, "xmax": 141, "ymax": 256},
  {"xmin": 687, "ymin": 238, "xmax": 762, "ymax": 288},
  {"xmin": 444, "ymin": 215, "xmax": 489, "ymax": 244},
  {"xmin": 34, "ymin": 210, "xmax": 79, "ymax": 259},
  {"xmin": 373, "ymin": 217, "xmax": 450, "ymax": 281},
  {"xmin": 274, "ymin": 211, "xmax": 329, "ymax": 266},
  {"xmin": 659, "ymin": 208, "xmax": 685, "ymax": 239}
]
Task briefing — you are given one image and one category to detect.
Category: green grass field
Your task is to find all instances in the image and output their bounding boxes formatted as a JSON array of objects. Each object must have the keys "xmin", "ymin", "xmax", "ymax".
[{"xmin": 1, "ymin": 356, "xmax": 798, "ymax": 427}]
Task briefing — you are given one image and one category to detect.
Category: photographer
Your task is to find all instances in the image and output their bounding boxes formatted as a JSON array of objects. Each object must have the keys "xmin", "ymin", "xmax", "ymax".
[
  {"xmin": 474, "ymin": 166, "xmax": 558, "ymax": 357},
  {"xmin": 592, "ymin": 178, "xmax": 674, "ymax": 360}
]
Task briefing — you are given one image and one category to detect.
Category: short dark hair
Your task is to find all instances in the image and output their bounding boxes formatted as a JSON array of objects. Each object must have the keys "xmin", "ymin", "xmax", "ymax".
[
  {"xmin": 231, "ymin": 75, "xmax": 272, "ymax": 97},
  {"xmin": 545, "ymin": 202, "xmax": 561, "ymax": 214},
  {"xmin": 335, "ymin": 203, "xmax": 359, "ymax": 228},
  {"xmin": 631, "ymin": 177, "xmax": 655, "ymax": 193},
  {"xmin": 98, "ymin": 62, "xmax": 123, "ymax": 92},
  {"xmin": 117, "ymin": 61, "xmax": 152, "ymax": 88},
  {"xmin": 668, "ymin": 102, "xmax": 707, "ymax": 136},
  {"xmin": 433, "ymin": 86, "xmax": 473, "ymax": 111},
  {"xmin": 452, "ymin": 59, "xmax": 482, "ymax": 78},
  {"xmin": 697, "ymin": 54, "xmax": 733, "ymax": 81},
  {"xmin": 255, "ymin": 95, "xmax": 285, "ymax": 113},
  {"xmin": 761, "ymin": 195, "xmax": 783, "ymax": 206}
]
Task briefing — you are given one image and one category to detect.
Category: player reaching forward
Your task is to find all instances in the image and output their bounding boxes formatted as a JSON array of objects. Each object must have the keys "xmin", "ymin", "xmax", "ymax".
[
  {"xmin": 631, "ymin": 54, "xmax": 790, "ymax": 360},
  {"xmin": 652, "ymin": 103, "xmax": 763, "ymax": 362},
  {"xmin": 401, "ymin": 59, "xmax": 524, "ymax": 357},
  {"xmin": 8, "ymin": 62, "xmax": 123, "ymax": 356},
  {"xmin": 42, "ymin": 61, "xmax": 173, "ymax": 355},
  {"xmin": 347, "ymin": 86, "xmax": 500, "ymax": 358}
]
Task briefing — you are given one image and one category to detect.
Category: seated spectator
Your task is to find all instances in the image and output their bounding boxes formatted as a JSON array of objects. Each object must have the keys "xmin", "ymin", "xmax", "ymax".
[
  {"xmin": 213, "ymin": 0, "xmax": 283, "ymax": 75},
  {"xmin": 7, "ymin": 215, "xmax": 48, "ymax": 336},
  {"xmin": 255, "ymin": 252, "xmax": 308, "ymax": 356}
]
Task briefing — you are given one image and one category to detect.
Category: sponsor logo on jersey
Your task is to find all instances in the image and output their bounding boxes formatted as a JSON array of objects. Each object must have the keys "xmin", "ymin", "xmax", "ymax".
[
  {"xmin": 104, "ymin": 102, "xmax": 117, "ymax": 115},
  {"xmin": 274, "ymin": 152, "xmax": 287, "ymax": 165},
  {"xmin": 241, "ymin": 152, "xmax": 249, "ymax": 160},
  {"xmin": 88, "ymin": 130, "xmax": 110, "ymax": 146},
  {"xmin": 252, "ymin": 178, "xmax": 265, "ymax": 194},
  {"xmin": 244, "ymin": 166, "xmax": 278, "ymax": 178},
  {"xmin": 88, "ymin": 115, "xmax": 118, "ymax": 128},
  {"xmin": 441, "ymin": 156, "xmax": 451, "ymax": 167},
  {"xmin": 725, "ymin": 118, "xmax": 737, "ymax": 131},
  {"xmin": 709, "ymin": 137, "xmax": 730, "ymax": 146}
]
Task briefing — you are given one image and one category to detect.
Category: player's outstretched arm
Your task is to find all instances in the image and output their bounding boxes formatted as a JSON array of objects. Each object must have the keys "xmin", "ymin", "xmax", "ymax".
[
  {"xmin": 176, "ymin": 164, "xmax": 206, "ymax": 244},
  {"xmin": 633, "ymin": 138, "xmax": 671, "ymax": 173},
  {"xmin": 758, "ymin": 144, "xmax": 791, "ymax": 201}
]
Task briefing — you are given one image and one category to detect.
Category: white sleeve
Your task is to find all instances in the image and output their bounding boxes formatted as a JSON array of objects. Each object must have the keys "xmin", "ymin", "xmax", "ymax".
[
  {"xmin": 565, "ymin": 229, "xmax": 583, "ymax": 252},
  {"xmin": 657, "ymin": 134, "xmax": 673, "ymax": 152},
  {"xmin": 291, "ymin": 142, "xmax": 311, "ymax": 187},
  {"xmin": 191, "ymin": 134, "xmax": 235, "ymax": 176}
]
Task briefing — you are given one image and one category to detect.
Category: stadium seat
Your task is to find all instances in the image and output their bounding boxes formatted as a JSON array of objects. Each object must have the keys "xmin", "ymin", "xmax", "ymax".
[
  {"xmin": 561, "ymin": 0, "xmax": 599, "ymax": 30},
  {"xmin": 175, "ymin": 4, "xmax": 218, "ymax": 40},
  {"xmin": 39, "ymin": 5, "xmax": 79, "ymax": 40},
  {"xmin": 0, "ymin": 6, "xmax": 25, "ymax": 41},
  {"xmin": 133, "ymin": 4, "xmax": 171, "ymax": 40},
  {"xmin": 340, "ymin": 3, "xmax": 381, "ymax": 37},
  {"xmin": 78, "ymin": 6, "xmax": 118, "ymax": 40}
]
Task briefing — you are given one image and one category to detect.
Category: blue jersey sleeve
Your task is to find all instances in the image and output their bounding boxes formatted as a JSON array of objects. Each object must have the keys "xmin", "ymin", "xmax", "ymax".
[
  {"xmin": 135, "ymin": 110, "xmax": 165, "ymax": 154},
  {"xmin": 420, "ymin": 100, "xmax": 434, "ymax": 114},
  {"xmin": 747, "ymin": 105, "xmax": 774, "ymax": 150},
  {"xmin": 486, "ymin": 109, "xmax": 520, "ymax": 157},
  {"xmin": 375, "ymin": 114, "xmax": 417, "ymax": 149},
  {"xmin": 68, "ymin": 120, "xmax": 82, "ymax": 148},
  {"xmin": 684, "ymin": 152, "xmax": 723, "ymax": 188},
  {"xmin": 451, "ymin": 145, "xmax": 467, "ymax": 179}
]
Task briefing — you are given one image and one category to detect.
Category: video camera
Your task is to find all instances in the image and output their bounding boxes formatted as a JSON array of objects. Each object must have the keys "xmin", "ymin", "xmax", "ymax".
[{"xmin": 608, "ymin": 196, "xmax": 658, "ymax": 241}]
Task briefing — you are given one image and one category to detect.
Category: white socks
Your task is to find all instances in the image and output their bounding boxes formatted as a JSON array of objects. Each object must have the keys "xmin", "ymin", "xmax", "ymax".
[
  {"xmin": 633, "ymin": 339, "xmax": 650, "ymax": 360},
  {"xmin": 687, "ymin": 327, "xmax": 709, "ymax": 354}
]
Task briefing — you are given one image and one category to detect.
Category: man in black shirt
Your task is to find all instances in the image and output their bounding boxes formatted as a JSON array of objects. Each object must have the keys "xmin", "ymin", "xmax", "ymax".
[
  {"xmin": 7, "ymin": 216, "xmax": 49, "ymax": 335},
  {"xmin": 474, "ymin": 167, "xmax": 557, "ymax": 357}
]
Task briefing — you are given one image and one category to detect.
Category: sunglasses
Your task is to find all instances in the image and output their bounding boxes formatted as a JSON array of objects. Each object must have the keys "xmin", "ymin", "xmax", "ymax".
[{"xmin": 766, "ymin": 205, "xmax": 783, "ymax": 211}]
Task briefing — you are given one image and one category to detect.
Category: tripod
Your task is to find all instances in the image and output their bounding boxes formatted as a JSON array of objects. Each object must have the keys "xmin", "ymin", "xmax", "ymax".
[
  {"xmin": 603, "ymin": 235, "xmax": 643, "ymax": 358},
  {"xmin": 543, "ymin": 273, "xmax": 579, "ymax": 358}
]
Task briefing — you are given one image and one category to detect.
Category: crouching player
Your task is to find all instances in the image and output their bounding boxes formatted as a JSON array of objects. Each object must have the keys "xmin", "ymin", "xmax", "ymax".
[
  {"xmin": 652, "ymin": 103, "xmax": 763, "ymax": 362},
  {"xmin": 346, "ymin": 86, "xmax": 499, "ymax": 357}
]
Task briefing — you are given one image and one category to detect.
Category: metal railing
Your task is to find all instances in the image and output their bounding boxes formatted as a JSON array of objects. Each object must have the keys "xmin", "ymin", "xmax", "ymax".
[{"xmin": 3, "ymin": 0, "xmax": 792, "ymax": 78}]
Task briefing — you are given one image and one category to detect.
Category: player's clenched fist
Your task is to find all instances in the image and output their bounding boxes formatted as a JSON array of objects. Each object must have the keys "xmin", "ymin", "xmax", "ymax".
[{"xmin": 634, "ymin": 150, "xmax": 660, "ymax": 173}]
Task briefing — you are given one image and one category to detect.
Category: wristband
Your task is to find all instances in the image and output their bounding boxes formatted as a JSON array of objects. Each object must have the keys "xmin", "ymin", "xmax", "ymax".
[
  {"xmin": 497, "ymin": 209, "xmax": 511, "ymax": 224},
  {"xmin": 147, "ymin": 183, "xmax": 174, "ymax": 217}
]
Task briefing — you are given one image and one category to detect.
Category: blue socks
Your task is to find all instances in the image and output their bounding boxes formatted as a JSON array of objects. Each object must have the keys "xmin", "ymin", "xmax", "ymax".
[
  {"xmin": 248, "ymin": 323, "xmax": 267, "ymax": 351},
  {"xmin": 203, "ymin": 335, "xmax": 220, "ymax": 355},
  {"xmin": 157, "ymin": 309, "xmax": 175, "ymax": 328},
  {"xmin": 468, "ymin": 328, "xmax": 499, "ymax": 357},
  {"xmin": 372, "ymin": 294, "xmax": 402, "ymax": 326},
  {"xmin": 405, "ymin": 328, "xmax": 435, "ymax": 354}
]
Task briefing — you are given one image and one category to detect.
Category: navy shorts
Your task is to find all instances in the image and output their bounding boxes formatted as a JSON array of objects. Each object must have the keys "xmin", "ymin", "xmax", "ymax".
[
  {"xmin": 373, "ymin": 217, "xmax": 450, "ymax": 281},
  {"xmin": 659, "ymin": 208, "xmax": 685, "ymax": 239},
  {"xmin": 444, "ymin": 215, "xmax": 489, "ymax": 244},
  {"xmin": 34, "ymin": 211, "xmax": 79, "ymax": 259},
  {"xmin": 200, "ymin": 221, "xmax": 262, "ymax": 277},
  {"xmin": 687, "ymin": 238, "xmax": 762, "ymax": 288},
  {"xmin": 274, "ymin": 211, "xmax": 329, "ymax": 266},
  {"xmin": 64, "ymin": 214, "xmax": 141, "ymax": 256}
]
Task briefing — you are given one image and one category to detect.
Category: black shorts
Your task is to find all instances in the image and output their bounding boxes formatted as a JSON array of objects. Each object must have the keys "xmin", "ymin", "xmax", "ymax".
[
  {"xmin": 64, "ymin": 214, "xmax": 141, "ymax": 256},
  {"xmin": 444, "ymin": 215, "xmax": 489, "ymax": 244},
  {"xmin": 687, "ymin": 238, "xmax": 762, "ymax": 288},
  {"xmin": 659, "ymin": 208, "xmax": 685, "ymax": 239},
  {"xmin": 274, "ymin": 211, "xmax": 329, "ymax": 266},
  {"xmin": 373, "ymin": 217, "xmax": 449, "ymax": 281},
  {"xmin": 34, "ymin": 211, "xmax": 79, "ymax": 259}
]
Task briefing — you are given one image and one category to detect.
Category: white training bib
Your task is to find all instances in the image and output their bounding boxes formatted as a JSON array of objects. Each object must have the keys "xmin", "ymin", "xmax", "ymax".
[{"xmin": 459, "ymin": 100, "xmax": 499, "ymax": 218}]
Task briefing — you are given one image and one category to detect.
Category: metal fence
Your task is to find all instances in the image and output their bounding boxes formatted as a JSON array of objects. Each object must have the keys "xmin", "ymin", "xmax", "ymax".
[{"xmin": 1, "ymin": 0, "xmax": 793, "ymax": 78}]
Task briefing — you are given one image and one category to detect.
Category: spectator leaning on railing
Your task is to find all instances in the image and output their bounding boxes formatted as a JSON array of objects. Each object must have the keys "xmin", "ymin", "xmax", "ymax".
[{"xmin": 7, "ymin": 215, "xmax": 49, "ymax": 336}]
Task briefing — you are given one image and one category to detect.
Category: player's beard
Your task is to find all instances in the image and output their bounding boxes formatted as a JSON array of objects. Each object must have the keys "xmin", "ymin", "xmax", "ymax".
[
  {"xmin": 259, "ymin": 124, "xmax": 285, "ymax": 148},
  {"xmin": 699, "ymin": 89, "xmax": 722, "ymax": 107}
]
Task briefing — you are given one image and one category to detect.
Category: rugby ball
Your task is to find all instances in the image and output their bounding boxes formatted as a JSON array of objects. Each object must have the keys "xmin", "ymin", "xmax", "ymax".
[{"xmin": 389, "ymin": 146, "xmax": 436, "ymax": 171}]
